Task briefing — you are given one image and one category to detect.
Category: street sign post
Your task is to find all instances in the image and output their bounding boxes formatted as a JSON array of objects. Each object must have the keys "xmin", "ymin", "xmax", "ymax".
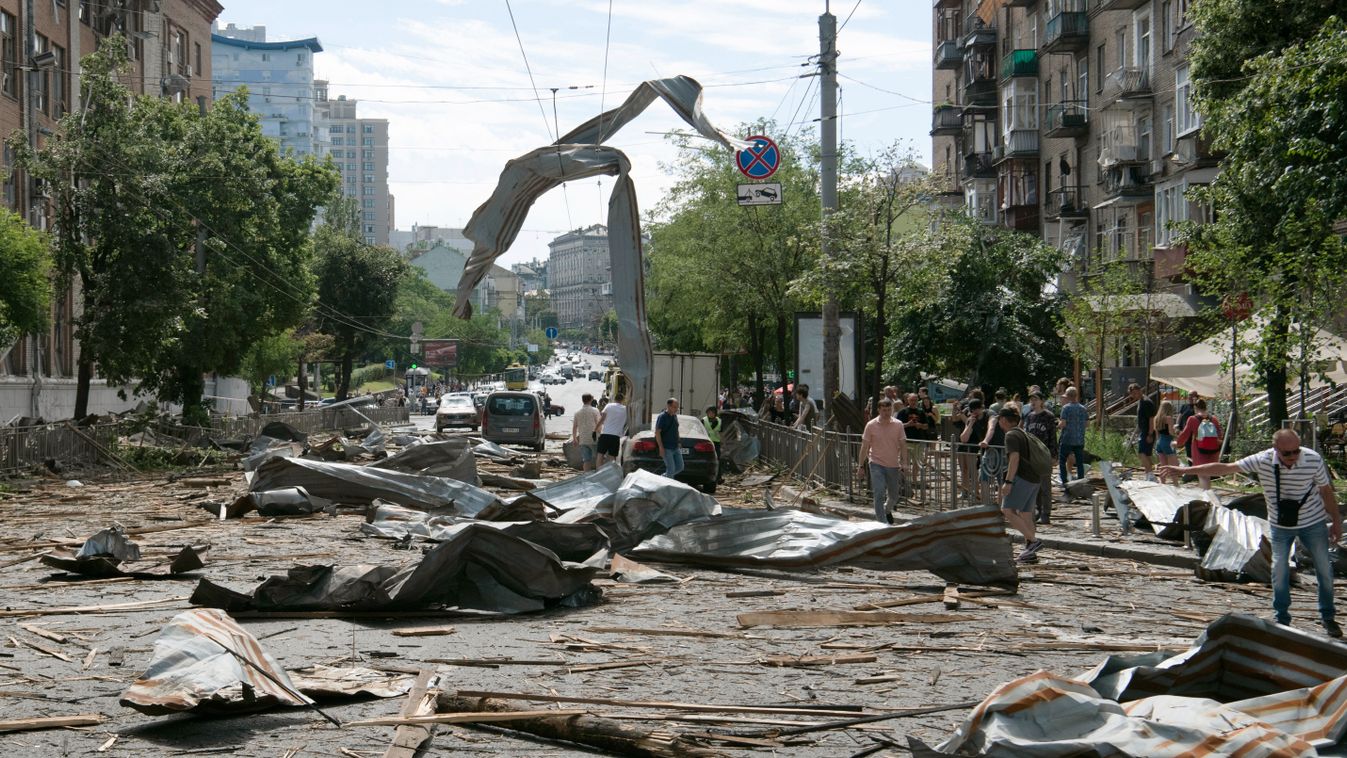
[
  {"xmin": 736, "ymin": 182, "xmax": 783, "ymax": 206},
  {"xmin": 527, "ymin": 343, "xmax": 539, "ymax": 353},
  {"xmin": 736, "ymin": 135, "xmax": 780, "ymax": 180},
  {"xmin": 384, "ymin": 359, "xmax": 396, "ymax": 370},
  {"xmin": 545, "ymin": 326, "xmax": 559, "ymax": 340}
]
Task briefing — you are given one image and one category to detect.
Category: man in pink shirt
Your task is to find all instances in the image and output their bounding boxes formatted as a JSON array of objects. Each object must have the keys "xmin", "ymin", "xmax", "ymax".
[{"xmin": 857, "ymin": 397, "xmax": 910, "ymax": 523}]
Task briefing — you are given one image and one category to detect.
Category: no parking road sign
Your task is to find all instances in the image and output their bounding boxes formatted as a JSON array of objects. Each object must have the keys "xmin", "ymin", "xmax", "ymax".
[{"xmin": 736, "ymin": 135, "xmax": 780, "ymax": 180}]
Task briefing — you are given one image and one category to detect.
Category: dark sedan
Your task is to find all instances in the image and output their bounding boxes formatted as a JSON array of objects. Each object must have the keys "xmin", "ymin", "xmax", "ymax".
[{"xmin": 621, "ymin": 414, "xmax": 719, "ymax": 494}]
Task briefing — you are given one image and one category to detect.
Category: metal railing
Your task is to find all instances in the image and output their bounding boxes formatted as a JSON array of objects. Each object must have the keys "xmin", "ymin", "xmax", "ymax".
[
  {"xmin": 755, "ymin": 419, "xmax": 1009, "ymax": 515},
  {"xmin": 0, "ymin": 422, "xmax": 120, "ymax": 476},
  {"xmin": 155, "ymin": 406, "xmax": 410, "ymax": 442}
]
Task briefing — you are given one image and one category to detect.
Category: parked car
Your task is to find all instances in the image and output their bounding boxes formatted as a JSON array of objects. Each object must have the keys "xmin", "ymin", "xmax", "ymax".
[
  {"xmin": 560, "ymin": 365, "xmax": 576, "ymax": 379},
  {"xmin": 481, "ymin": 391, "xmax": 546, "ymax": 451},
  {"xmin": 621, "ymin": 414, "xmax": 719, "ymax": 494},
  {"xmin": 588, "ymin": 369, "xmax": 602, "ymax": 381},
  {"xmin": 540, "ymin": 372, "xmax": 564, "ymax": 385},
  {"xmin": 435, "ymin": 393, "xmax": 479, "ymax": 432}
]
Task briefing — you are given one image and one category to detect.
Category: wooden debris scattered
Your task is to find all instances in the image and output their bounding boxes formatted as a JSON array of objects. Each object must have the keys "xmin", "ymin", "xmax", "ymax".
[
  {"xmin": 391, "ymin": 625, "xmax": 457, "ymax": 638},
  {"xmin": 348, "ymin": 709, "xmax": 590, "ymax": 727},
  {"xmin": 737, "ymin": 610, "xmax": 964, "ymax": 629},
  {"xmin": 0, "ymin": 713, "xmax": 105, "ymax": 733},
  {"xmin": 943, "ymin": 583, "xmax": 961, "ymax": 610},
  {"xmin": 451, "ymin": 690, "xmax": 864, "ymax": 717},
  {"xmin": 759, "ymin": 653, "xmax": 878, "ymax": 667},
  {"xmin": 9, "ymin": 634, "xmax": 75, "ymax": 662},
  {"xmin": 585, "ymin": 626, "xmax": 732, "ymax": 639},
  {"xmin": 382, "ymin": 670, "xmax": 441, "ymax": 758}
]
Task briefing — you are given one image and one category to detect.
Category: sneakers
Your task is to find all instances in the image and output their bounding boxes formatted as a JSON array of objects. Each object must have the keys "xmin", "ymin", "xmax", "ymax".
[
  {"xmin": 1325, "ymin": 618, "xmax": 1344, "ymax": 639},
  {"xmin": 1016, "ymin": 538, "xmax": 1044, "ymax": 563}
]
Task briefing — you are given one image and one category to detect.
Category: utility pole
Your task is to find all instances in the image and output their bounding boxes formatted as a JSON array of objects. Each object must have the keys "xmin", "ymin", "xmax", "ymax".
[{"xmin": 819, "ymin": 4, "xmax": 839, "ymax": 422}]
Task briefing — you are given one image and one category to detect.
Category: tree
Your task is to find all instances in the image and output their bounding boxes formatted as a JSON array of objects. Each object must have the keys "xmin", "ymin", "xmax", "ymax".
[
  {"xmin": 0, "ymin": 210, "xmax": 51, "ymax": 351},
  {"xmin": 888, "ymin": 215, "xmax": 1071, "ymax": 393},
  {"xmin": 313, "ymin": 200, "xmax": 407, "ymax": 400},
  {"xmin": 13, "ymin": 38, "xmax": 337, "ymax": 422},
  {"xmin": 1186, "ymin": 12, "xmax": 1347, "ymax": 425},
  {"xmin": 1058, "ymin": 261, "xmax": 1144, "ymax": 428},
  {"xmin": 647, "ymin": 122, "xmax": 820, "ymax": 404}
]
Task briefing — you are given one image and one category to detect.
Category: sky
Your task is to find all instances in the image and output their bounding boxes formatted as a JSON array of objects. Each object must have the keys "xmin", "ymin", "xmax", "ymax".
[{"xmin": 213, "ymin": 0, "xmax": 934, "ymax": 266}]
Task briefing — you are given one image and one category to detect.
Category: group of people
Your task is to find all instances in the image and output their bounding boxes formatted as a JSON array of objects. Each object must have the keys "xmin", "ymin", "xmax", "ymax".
[{"xmin": 568, "ymin": 393, "xmax": 629, "ymax": 472}]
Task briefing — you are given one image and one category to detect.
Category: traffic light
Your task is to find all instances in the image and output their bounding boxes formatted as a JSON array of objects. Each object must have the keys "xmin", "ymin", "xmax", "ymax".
[{"xmin": 410, "ymin": 363, "xmax": 418, "ymax": 370}]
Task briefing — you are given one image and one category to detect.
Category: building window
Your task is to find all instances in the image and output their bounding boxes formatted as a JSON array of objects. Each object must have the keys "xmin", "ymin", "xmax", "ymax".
[
  {"xmin": 1160, "ymin": 0, "xmax": 1173, "ymax": 51},
  {"xmin": 362, "ymin": 162, "xmax": 374, "ymax": 171},
  {"xmin": 365, "ymin": 224, "xmax": 375, "ymax": 234},
  {"xmin": 362, "ymin": 149, "xmax": 374, "ymax": 159},
  {"xmin": 261, "ymin": 53, "xmax": 270, "ymax": 62},
  {"xmin": 1000, "ymin": 80, "xmax": 1038, "ymax": 132},
  {"xmin": 362, "ymin": 137, "xmax": 373, "ymax": 146},
  {"xmin": 297, "ymin": 53, "xmax": 305, "ymax": 64},
  {"xmin": 331, "ymin": 137, "xmax": 343, "ymax": 146},
  {"xmin": 53, "ymin": 46, "xmax": 66, "ymax": 117},
  {"xmin": 362, "ymin": 186, "xmax": 374, "ymax": 196},
  {"xmin": 346, "ymin": 125, "xmax": 356, "ymax": 133},
  {"xmin": 195, "ymin": 42, "xmax": 202, "ymax": 76},
  {"xmin": 329, "ymin": 125, "xmax": 343, "ymax": 134},
  {"xmin": 346, "ymin": 163, "xmax": 356, "ymax": 171},
  {"xmin": 346, "ymin": 150, "xmax": 356, "ymax": 159},
  {"xmin": 363, "ymin": 198, "xmax": 375, "ymax": 208},
  {"xmin": 79, "ymin": 0, "xmax": 91, "ymax": 25},
  {"xmin": 2, "ymin": 144, "xmax": 14, "ymax": 209},
  {"xmin": 363, "ymin": 174, "xmax": 374, "ymax": 183},
  {"xmin": 365, "ymin": 236, "xmax": 375, "ymax": 244},
  {"xmin": 363, "ymin": 211, "xmax": 375, "ymax": 221},
  {"xmin": 1133, "ymin": 9, "xmax": 1151, "ymax": 72},
  {"xmin": 363, "ymin": 124, "xmax": 374, "ymax": 133},
  {"xmin": 1095, "ymin": 44, "xmax": 1105, "ymax": 92},
  {"xmin": 0, "ymin": 12, "xmax": 14, "ymax": 99},
  {"xmin": 1175, "ymin": 63, "xmax": 1201, "ymax": 135},
  {"xmin": 1137, "ymin": 113, "xmax": 1152, "ymax": 162},
  {"xmin": 35, "ymin": 35, "xmax": 49, "ymax": 115},
  {"xmin": 1161, "ymin": 102, "xmax": 1175, "ymax": 156}
]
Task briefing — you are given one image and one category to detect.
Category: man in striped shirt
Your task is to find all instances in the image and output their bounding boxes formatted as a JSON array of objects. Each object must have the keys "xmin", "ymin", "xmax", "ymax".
[{"xmin": 1160, "ymin": 429, "xmax": 1342, "ymax": 637}]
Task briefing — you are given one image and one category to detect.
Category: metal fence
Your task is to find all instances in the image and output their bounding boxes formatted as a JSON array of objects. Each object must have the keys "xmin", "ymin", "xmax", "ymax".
[
  {"xmin": 755, "ymin": 419, "xmax": 1008, "ymax": 514},
  {"xmin": 155, "ymin": 406, "xmax": 410, "ymax": 442},
  {"xmin": 0, "ymin": 422, "xmax": 120, "ymax": 476}
]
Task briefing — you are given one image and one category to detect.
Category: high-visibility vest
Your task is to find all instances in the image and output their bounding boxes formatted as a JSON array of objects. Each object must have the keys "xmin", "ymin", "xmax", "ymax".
[{"xmin": 705, "ymin": 415, "xmax": 721, "ymax": 443}]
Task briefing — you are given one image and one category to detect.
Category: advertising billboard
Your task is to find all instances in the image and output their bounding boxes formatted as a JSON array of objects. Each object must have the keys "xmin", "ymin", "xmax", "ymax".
[{"xmin": 422, "ymin": 339, "xmax": 458, "ymax": 367}]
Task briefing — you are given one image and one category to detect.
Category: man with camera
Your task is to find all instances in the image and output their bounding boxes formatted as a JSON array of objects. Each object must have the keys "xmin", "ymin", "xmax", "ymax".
[{"xmin": 1159, "ymin": 429, "xmax": 1342, "ymax": 637}]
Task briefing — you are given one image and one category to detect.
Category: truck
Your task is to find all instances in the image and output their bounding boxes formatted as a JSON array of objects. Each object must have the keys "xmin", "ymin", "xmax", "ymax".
[{"xmin": 650, "ymin": 352, "xmax": 721, "ymax": 419}]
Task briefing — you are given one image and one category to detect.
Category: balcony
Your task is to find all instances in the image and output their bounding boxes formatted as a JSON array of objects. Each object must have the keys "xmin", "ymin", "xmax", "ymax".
[
  {"xmin": 1097, "ymin": 0, "xmax": 1147, "ymax": 8},
  {"xmin": 935, "ymin": 39, "xmax": 964, "ymax": 69},
  {"xmin": 962, "ymin": 77, "xmax": 997, "ymax": 108},
  {"xmin": 1102, "ymin": 164, "xmax": 1153, "ymax": 201},
  {"xmin": 962, "ymin": 13, "xmax": 996, "ymax": 49},
  {"xmin": 931, "ymin": 104, "xmax": 962, "ymax": 135},
  {"xmin": 1006, "ymin": 0, "xmax": 1036, "ymax": 6},
  {"xmin": 993, "ymin": 130, "xmax": 1040, "ymax": 164},
  {"xmin": 962, "ymin": 151, "xmax": 996, "ymax": 180},
  {"xmin": 1153, "ymin": 243, "xmax": 1191, "ymax": 281},
  {"xmin": 1045, "ymin": 185, "xmax": 1089, "ymax": 219},
  {"xmin": 1042, "ymin": 11, "xmax": 1089, "ymax": 53},
  {"xmin": 1102, "ymin": 66, "xmax": 1152, "ymax": 103},
  {"xmin": 1099, "ymin": 125, "xmax": 1146, "ymax": 166},
  {"xmin": 1000, "ymin": 49, "xmax": 1038, "ymax": 81},
  {"xmin": 1003, "ymin": 204, "xmax": 1041, "ymax": 231},
  {"xmin": 1045, "ymin": 100, "xmax": 1088, "ymax": 138},
  {"xmin": 934, "ymin": 0, "xmax": 961, "ymax": 8}
]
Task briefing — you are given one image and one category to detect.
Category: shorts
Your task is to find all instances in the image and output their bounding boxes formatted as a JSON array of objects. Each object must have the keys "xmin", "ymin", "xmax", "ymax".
[
  {"xmin": 1155, "ymin": 434, "xmax": 1174, "ymax": 456},
  {"xmin": 597, "ymin": 433, "xmax": 621, "ymax": 457},
  {"xmin": 1001, "ymin": 476, "xmax": 1040, "ymax": 513},
  {"xmin": 1137, "ymin": 435, "xmax": 1155, "ymax": 455},
  {"xmin": 579, "ymin": 443, "xmax": 597, "ymax": 463}
]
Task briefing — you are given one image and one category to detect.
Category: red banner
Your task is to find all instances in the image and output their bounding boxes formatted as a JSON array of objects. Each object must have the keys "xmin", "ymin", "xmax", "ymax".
[{"xmin": 422, "ymin": 339, "xmax": 458, "ymax": 367}]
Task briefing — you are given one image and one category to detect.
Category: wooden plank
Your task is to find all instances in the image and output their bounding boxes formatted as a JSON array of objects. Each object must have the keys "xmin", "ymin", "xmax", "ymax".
[
  {"xmin": 584, "ymin": 626, "xmax": 731, "ymax": 639},
  {"xmin": 856, "ymin": 589, "xmax": 1014, "ymax": 611},
  {"xmin": 451, "ymin": 690, "xmax": 865, "ymax": 717},
  {"xmin": 383, "ymin": 670, "xmax": 440, "ymax": 758},
  {"xmin": 391, "ymin": 625, "xmax": 457, "ymax": 638},
  {"xmin": 0, "ymin": 714, "xmax": 105, "ymax": 733},
  {"xmin": 736, "ymin": 610, "xmax": 965, "ymax": 629},
  {"xmin": 759, "ymin": 653, "xmax": 877, "ymax": 667},
  {"xmin": 0, "ymin": 597, "xmax": 188, "ymax": 618},
  {"xmin": 943, "ymin": 583, "xmax": 961, "ymax": 611},
  {"xmin": 349, "ymin": 709, "xmax": 588, "ymax": 728},
  {"xmin": 724, "ymin": 589, "xmax": 785, "ymax": 598},
  {"xmin": 19, "ymin": 624, "xmax": 69, "ymax": 644},
  {"xmin": 10, "ymin": 634, "xmax": 75, "ymax": 662}
]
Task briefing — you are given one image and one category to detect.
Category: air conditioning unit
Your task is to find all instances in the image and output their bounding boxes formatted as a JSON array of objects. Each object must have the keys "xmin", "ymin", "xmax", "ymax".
[
  {"xmin": 185, "ymin": 64, "xmax": 193, "ymax": 78},
  {"xmin": 1148, "ymin": 158, "xmax": 1167, "ymax": 178}
]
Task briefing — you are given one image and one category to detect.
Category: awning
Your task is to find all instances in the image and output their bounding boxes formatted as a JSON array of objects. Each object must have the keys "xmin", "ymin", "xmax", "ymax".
[{"xmin": 1083, "ymin": 293, "xmax": 1198, "ymax": 318}]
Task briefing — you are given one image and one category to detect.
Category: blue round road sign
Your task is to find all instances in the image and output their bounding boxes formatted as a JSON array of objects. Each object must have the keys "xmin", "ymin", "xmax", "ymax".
[
  {"xmin": 736, "ymin": 135, "xmax": 780, "ymax": 180},
  {"xmin": 545, "ymin": 326, "xmax": 559, "ymax": 339}
]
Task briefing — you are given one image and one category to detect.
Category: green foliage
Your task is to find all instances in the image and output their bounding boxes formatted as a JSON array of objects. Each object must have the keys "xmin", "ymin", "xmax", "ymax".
[
  {"xmin": 313, "ymin": 223, "xmax": 407, "ymax": 399},
  {"xmin": 524, "ymin": 328, "xmax": 554, "ymax": 363},
  {"xmin": 1185, "ymin": 12, "xmax": 1347, "ymax": 424},
  {"xmin": 0, "ymin": 209, "xmax": 52, "ymax": 347},
  {"xmin": 349, "ymin": 362, "xmax": 392, "ymax": 391},
  {"xmin": 13, "ymin": 37, "xmax": 337, "ymax": 422},
  {"xmin": 887, "ymin": 215, "xmax": 1071, "ymax": 392},
  {"xmin": 1058, "ymin": 261, "xmax": 1144, "ymax": 370},
  {"xmin": 238, "ymin": 330, "xmax": 303, "ymax": 395},
  {"xmin": 1085, "ymin": 427, "xmax": 1136, "ymax": 469}
]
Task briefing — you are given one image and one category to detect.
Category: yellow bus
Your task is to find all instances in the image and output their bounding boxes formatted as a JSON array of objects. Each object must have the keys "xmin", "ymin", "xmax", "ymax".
[{"xmin": 503, "ymin": 363, "xmax": 529, "ymax": 391}]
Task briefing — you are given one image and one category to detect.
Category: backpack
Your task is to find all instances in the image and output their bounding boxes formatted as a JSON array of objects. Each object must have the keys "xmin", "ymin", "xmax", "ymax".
[
  {"xmin": 1196, "ymin": 416, "xmax": 1221, "ymax": 452},
  {"xmin": 1011, "ymin": 429, "xmax": 1052, "ymax": 474}
]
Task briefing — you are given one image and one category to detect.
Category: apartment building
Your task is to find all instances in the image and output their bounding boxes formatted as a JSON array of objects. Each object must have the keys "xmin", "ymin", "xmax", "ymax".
[
  {"xmin": 211, "ymin": 25, "xmax": 323, "ymax": 157},
  {"xmin": 0, "ymin": 0, "xmax": 222, "ymax": 419},
  {"xmin": 315, "ymin": 86, "xmax": 392, "ymax": 246},
  {"xmin": 547, "ymin": 225, "xmax": 614, "ymax": 330},
  {"xmin": 932, "ymin": 0, "xmax": 1215, "ymax": 341}
]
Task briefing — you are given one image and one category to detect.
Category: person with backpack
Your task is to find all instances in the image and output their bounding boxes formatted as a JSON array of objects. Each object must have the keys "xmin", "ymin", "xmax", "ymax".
[
  {"xmin": 997, "ymin": 403, "xmax": 1048, "ymax": 563},
  {"xmin": 1175, "ymin": 398, "xmax": 1223, "ymax": 489}
]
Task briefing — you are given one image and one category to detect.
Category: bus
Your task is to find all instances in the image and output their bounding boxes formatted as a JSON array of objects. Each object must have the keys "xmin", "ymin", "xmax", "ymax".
[{"xmin": 503, "ymin": 363, "xmax": 529, "ymax": 391}]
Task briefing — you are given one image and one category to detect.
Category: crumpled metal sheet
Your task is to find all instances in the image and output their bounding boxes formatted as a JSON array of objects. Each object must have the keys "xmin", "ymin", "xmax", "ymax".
[
  {"xmin": 248, "ymin": 457, "xmax": 501, "ymax": 516},
  {"xmin": 610, "ymin": 553, "xmax": 680, "ymax": 584},
  {"xmin": 243, "ymin": 435, "xmax": 304, "ymax": 472},
  {"xmin": 453, "ymin": 76, "xmax": 747, "ymax": 429},
  {"xmin": 1118, "ymin": 479, "xmax": 1211, "ymax": 540},
  {"xmin": 1199, "ymin": 500, "xmax": 1271, "ymax": 581},
  {"xmin": 191, "ymin": 523, "xmax": 600, "ymax": 614},
  {"xmin": 42, "ymin": 527, "xmax": 206, "ymax": 578},
  {"xmin": 718, "ymin": 417, "xmax": 760, "ymax": 471},
  {"xmin": 552, "ymin": 468, "xmax": 721, "ymax": 550},
  {"xmin": 630, "ymin": 505, "xmax": 1018, "ymax": 587},
  {"xmin": 371, "ymin": 438, "xmax": 479, "ymax": 485},
  {"xmin": 287, "ymin": 665, "xmax": 417, "ymax": 700},
  {"xmin": 1098, "ymin": 461, "xmax": 1133, "ymax": 534},
  {"xmin": 120, "ymin": 608, "xmax": 311, "ymax": 715},
  {"xmin": 361, "ymin": 501, "xmax": 609, "ymax": 562},
  {"xmin": 920, "ymin": 614, "xmax": 1347, "ymax": 757},
  {"xmin": 519, "ymin": 462, "xmax": 625, "ymax": 515},
  {"xmin": 225, "ymin": 487, "xmax": 334, "ymax": 519},
  {"xmin": 473, "ymin": 440, "xmax": 521, "ymax": 462}
]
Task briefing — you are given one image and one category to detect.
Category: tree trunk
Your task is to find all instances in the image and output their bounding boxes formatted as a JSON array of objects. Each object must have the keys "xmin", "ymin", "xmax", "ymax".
[
  {"xmin": 336, "ymin": 348, "xmax": 353, "ymax": 401},
  {"xmin": 179, "ymin": 368, "xmax": 208, "ymax": 427},
  {"xmin": 1096, "ymin": 330, "xmax": 1106, "ymax": 432},
  {"xmin": 775, "ymin": 313, "xmax": 789, "ymax": 398},
  {"xmin": 1265, "ymin": 309, "xmax": 1290, "ymax": 429},
  {"xmin": 73, "ymin": 356, "xmax": 93, "ymax": 420},
  {"xmin": 749, "ymin": 316, "xmax": 765, "ymax": 408},
  {"xmin": 872, "ymin": 285, "xmax": 886, "ymax": 409},
  {"xmin": 297, "ymin": 357, "xmax": 307, "ymax": 411}
]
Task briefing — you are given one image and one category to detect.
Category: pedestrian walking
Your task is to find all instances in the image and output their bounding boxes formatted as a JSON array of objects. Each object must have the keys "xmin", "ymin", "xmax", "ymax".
[
  {"xmin": 704, "ymin": 406, "xmax": 723, "ymax": 482},
  {"xmin": 1177, "ymin": 390, "xmax": 1200, "ymax": 460},
  {"xmin": 1174, "ymin": 399, "xmax": 1222, "ymax": 489},
  {"xmin": 1023, "ymin": 391, "xmax": 1057, "ymax": 524},
  {"xmin": 571, "ymin": 394, "xmax": 601, "ymax": 472},
  {"xmin": 1130, "ymin": 383, "xmax": 1157, "ymax": 480},
  {"xmin": 655, "ymin": 398, "xmax": 684, "ymax": 479},
  {"xmin": 1159, "ymin": 430, "xmax": 1341, "ymax": 637},
  {"xmin": 596, "ymin": 394, "xmax": 628, "ymax": 466},
  {"xmin": 793, "ymin": 387, "xmax": 818, "ymax": 431},
  {"xmin": 1057, "ymin": 387, "xmax": 1087, "ymax": 487},
  {"xmin": 998, "ymin": 404, "xmax": 1045, "ymax": 563},
  {"xmin": 856, "ymin": 397, "xmax": 909, "ymax": 524},
  {"xmin": 1153, "ymin": 400, "xmax": 1179, "ymax": 482}
]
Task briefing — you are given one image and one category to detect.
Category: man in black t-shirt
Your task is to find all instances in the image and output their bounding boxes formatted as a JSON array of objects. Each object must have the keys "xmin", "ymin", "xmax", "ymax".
[{"xmin": 1130, "ymin": 383, "xmax": 1157, "ymax": 481}]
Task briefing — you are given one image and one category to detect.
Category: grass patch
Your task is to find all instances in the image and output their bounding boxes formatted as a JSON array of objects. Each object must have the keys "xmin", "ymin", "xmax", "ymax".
[
  {"xmin": 356, "ymin": 379, "xmax": 398, "ymax": 394},
  {"xmin": 1085, "ymin": 427, "xmax": 1137, "ymax": 469}
]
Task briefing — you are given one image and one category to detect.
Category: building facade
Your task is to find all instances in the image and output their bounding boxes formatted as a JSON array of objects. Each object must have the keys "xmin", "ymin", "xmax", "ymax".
[
  {"xmin": 0, "ymin": 0, "xmax": 223, "ymax": 420},
  {"xmin": 406, "ymin": 242, "xmax": 521, "ymax": 320},
  {"xmin": 315, "ymin": 88, "xmax": 391, "ymax": 246},
  {"xmin": 547, "ymin": 225, "xmax": 614, "ymax": 330},
  {"xmin": 211, "ymin": 26, "xmax": 321, "ymax": 158},
  {"xmin": 931, "ymin": 0, "xmax": 1215, "ymax": 375}
]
